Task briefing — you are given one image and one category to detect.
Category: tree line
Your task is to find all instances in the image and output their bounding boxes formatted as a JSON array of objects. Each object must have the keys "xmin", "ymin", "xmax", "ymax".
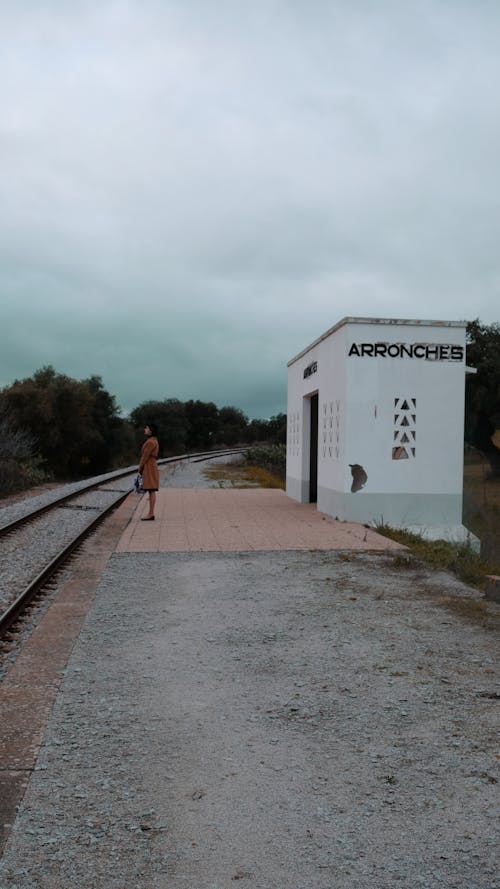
[
  {"xmin": 0, "ymin": 319, "xmax": 498, "ymax": 495},
  {"xmin": 465, "ymin": 319, "xmax": 500, "ymax": 477},
  {"xmin": 0, "ymin": 366, "xmax": 286, "ymax": 493}
]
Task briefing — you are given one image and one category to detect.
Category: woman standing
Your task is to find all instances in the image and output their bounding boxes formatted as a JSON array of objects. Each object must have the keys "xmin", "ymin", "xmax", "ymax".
[{"xmin": 139, "ymin": 424, "xmax": 159, "ymax": 520}]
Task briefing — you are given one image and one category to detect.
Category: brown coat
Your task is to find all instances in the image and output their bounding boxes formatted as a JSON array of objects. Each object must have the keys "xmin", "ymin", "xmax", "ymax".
[{"xmin": 139, "ymin": 436, "xmax": 159, "ymax": 490}]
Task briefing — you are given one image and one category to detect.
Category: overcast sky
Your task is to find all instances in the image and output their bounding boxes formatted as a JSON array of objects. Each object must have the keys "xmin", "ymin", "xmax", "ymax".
[{"xmin": 1, "ymin": 1, "xmax": 499, "ymax": 419}]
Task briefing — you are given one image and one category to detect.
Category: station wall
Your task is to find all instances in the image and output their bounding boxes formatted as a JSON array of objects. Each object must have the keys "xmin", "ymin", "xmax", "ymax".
[{"xmin": 286, "ymin": 317, "xmax": 471, "ymax": 541}]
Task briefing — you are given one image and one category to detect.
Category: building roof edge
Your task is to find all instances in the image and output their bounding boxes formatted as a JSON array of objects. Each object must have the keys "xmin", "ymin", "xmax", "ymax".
[{"xmin": 287, "ymin": 317, "xmax": 468, "ymax": 367}]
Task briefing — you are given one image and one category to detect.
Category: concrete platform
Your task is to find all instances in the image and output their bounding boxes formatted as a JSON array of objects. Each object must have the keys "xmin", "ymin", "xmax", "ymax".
[
  {"xmin": 118, "ymin": 488, "xmax": 405, "ymax": 553},
  {"xmin": 1, "ymin": 472, "xmax": 498, "ymax": 888}
]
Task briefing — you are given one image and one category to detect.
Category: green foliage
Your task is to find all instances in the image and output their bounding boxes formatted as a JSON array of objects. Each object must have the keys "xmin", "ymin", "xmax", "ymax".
[
  {"xmin": 244, "ymin": 444, "xmax": 286, "ymax": 478},
  {"xmin": 0, "ymin": 366, "xmax": 129, "ymax": 479},
  {"xmin": 247, "ymin": 413, "xmax": 286, "ymax": 445},
  {"xmin": 463, "ymin": 457, "xmax": 500, "ymax": 565},
  {"xmin": 184, "ymin": 399, "xmax": 220, "ymax": 449},
  {"xmin": 266, "ymin": 413, "xmax": 287, "ymax": 444},
  {"xmin": 130, "ymin": 401, "xmax": 286, "ymax": 453},
  {"xmin": 130, "ymin": 399, "xmax": 188, "ymax": 455},
  {"xmin": 376, "ymin": 523, "xmax": 498, "ymax": 589},
  {"xmin": 217, "ymin": 406, "xmax": 249, "ymax": 446},
  {"xmin": 0, "ymin": 414, "xmax": 48, "ymax": 494},
  {"xmin": 466, "ymin": 319, "xmax": 500, "ymax": 477},
  {"xmin": 0, "ymin": 365, "xmax": 288, "ymax": 489}
]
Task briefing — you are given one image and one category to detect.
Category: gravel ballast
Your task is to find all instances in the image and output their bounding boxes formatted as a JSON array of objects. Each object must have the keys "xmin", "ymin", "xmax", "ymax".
[{"xmin": 0, "ymin": 542, "xmax": 498, "ymax": 888}]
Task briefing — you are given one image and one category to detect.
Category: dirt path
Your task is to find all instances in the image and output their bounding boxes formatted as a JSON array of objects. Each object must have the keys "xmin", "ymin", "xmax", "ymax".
[{"xmin": 0, "ymin": 545, "xmax": 498, "ymax": 888}]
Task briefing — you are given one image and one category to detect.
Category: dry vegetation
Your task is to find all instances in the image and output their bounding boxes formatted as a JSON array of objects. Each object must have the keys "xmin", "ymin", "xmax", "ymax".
[
  {"xmin": 378, "ymin": 451, "xmax": 500, "ymax": 593},
  {"xmin": 376, "ymin": 523, "xmax": 498, "ymax": 590},
  {"xmin": 463, "ymin": 454, "xmax": 500, "ymax": 565},
  {"xmin": 203, "ymin": 462, "xmax": 285, "ymax": 489}
]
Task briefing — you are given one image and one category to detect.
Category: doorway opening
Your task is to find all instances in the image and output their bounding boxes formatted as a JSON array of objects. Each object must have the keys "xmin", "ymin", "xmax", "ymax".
[{"xmin": 309, "ymin": 393, "xmax": 318, "ymax": 503}]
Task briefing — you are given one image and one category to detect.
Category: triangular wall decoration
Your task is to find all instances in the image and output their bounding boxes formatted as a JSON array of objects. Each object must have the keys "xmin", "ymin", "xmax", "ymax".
[{"xmin": 392, "ymin": 396, "xmax": 417, "ymax": 459}]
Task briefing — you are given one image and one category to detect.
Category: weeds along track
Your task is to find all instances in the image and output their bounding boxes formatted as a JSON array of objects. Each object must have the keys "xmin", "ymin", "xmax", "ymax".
[{"xmin": 0, "ymin": 449, "xmax": 247, "ymax": 655}]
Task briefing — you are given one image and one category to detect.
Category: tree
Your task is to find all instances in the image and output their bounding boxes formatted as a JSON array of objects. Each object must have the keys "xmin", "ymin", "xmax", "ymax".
[
  {"xmin": 246, "ymin": 413, "xmax": 287, "ymax": 444},
  {"xmin": 0, "ymin": 412, "xmax": 47, "ymax": 493},
  {"xmin": 129, "ymin": 399, "xmax": 188, "ymax": 455},
  {"xmin": 0, "ymin": 367, "xmax": 127, "ymax": 478},
  {"xmin": 218, "ymin": 406, "xmax": 249, "ymax": 445},
  {"xmin": 247, "ymin": 417, "xmax": 271, "ymax": 442},
  {"xmin": 182, "ymin": 400, "xmax": 219, "ymax": 450},
  {"xmin": 81, "ymin": 375, "xmax": 129, "ymax": 474},
  {"xmin": 266, "ymin": 413, "xmax": 287, "ymax": 444},
  {"xmin": 465, "ymin": 320, "xmax": 500, "ymax": 477}
]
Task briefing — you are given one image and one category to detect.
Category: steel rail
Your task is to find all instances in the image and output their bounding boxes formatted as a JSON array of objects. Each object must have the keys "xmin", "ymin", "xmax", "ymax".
[
  {"xmin": 0, "ymin": 448, "xmax": 248, "ymax": 634},
  {"xmin": 0, "ymin": 490, "xmax": 133, "ymax": 634},
  {"xmin": 0, "ymin": 447, "xmax": 248, "ymax": 538}
]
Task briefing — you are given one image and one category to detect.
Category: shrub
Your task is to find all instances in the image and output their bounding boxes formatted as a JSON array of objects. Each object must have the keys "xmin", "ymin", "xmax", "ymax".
[
  {"xmin": 244, "ymin": 444, "xmax": 286, "ymax": 479},
  {"xmin": 376, "ymin": 523, "xmax": 498, "ymax": 590},
  {"xmin": 0, "ymin": 416, "xmax": 48, "ymax": 496}
]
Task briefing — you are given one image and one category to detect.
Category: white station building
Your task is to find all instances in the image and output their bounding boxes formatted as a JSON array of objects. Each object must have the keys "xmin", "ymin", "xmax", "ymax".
[{"xmin": 286, "ymin": 317, "xmax": 476, "ymax": 545}]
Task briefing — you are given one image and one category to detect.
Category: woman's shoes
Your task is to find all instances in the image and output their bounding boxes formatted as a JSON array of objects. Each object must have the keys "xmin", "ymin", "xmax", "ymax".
[{"xmin": 141, "ymin": 516, "xmax": 155, "ymax": 521}]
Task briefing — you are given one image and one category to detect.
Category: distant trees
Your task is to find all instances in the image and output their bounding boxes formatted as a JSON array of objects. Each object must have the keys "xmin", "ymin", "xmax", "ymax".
[
  {"xmin": 0, "ymin": 366, "xmax": 133, "ymax": 481},
  {"xmin": 465, "ymin": 320, "xmax": 500, "ymax": 477},
  {"xmin": 184, "ymin": 400, "xmax": 220, "ymax": 450},
  {"xmin": 218, "ymin": 406, "xmax": 249, "ymax": 446},
  {"xmin": 130, "ymin": 400, "xmax": 286, "ymax": 455},
  {"xmin": 0, "ymin": 366, "xmax": 286, "ymax": 492},
  {"xmin": 129, "ymin": 399, "xmax": 189, "ymax": 454},
  {"xmin": 0, "ymin": 413, "xmax": 47, "ymax": 493},
  {"xmin": 264, "ymin": 413, "xmax": 287, "ymax": 445},
  {"xmin": 247, "ymin": 413, "xmax": 286, "ymax": 445}
]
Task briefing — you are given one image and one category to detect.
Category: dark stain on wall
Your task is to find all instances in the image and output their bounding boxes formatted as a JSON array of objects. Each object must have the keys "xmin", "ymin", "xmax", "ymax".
[{"xmin": 350, "ymin": 463, "xmax": 367, "ymax": 493}]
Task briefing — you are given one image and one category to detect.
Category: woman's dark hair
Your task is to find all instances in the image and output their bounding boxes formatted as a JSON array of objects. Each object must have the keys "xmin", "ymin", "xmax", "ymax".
[{"xmin": 146, "ymin": 423, "xmax": 158, "ymax": 437}]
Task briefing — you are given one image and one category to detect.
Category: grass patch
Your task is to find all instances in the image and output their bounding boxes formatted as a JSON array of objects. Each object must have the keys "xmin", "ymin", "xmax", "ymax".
[
  {"xmin": 243, "ymin": 445, "xmax": 286, "ymax": 480},
  {"xmin": 463, "ymin": 460, "xmax": 500, "ymax": 565},
  {"xmin": 441, "ymin": 597, "xmax": 491, "ymax": 620},
  {"xmin": 376, "ymin": 524, "xmax": 499, "ymax": 590},
  {"xmin": 390, "ymin": 553, "xmax": 415, "ymax": 569},
  {"xmin": 203, "ymin": 462, "xmax": 285, "ymax": 489}
]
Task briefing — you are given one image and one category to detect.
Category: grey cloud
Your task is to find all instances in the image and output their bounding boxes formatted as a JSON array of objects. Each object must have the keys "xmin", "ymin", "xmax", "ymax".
[{"xmin": 1, "ymin": 1, "xmax": 499, "ymax": 420}]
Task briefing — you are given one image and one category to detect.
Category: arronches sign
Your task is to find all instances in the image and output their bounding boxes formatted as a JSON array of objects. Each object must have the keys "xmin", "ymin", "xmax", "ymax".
[{"xmin": 348, "ymin": 342, "xmax": 464, "ymax": 361}]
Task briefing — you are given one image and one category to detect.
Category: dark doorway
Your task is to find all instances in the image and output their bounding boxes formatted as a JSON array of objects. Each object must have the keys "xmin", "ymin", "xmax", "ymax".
[{"xmin": 309, "ymin": 393, "xmax": 318, "ymax": 503}]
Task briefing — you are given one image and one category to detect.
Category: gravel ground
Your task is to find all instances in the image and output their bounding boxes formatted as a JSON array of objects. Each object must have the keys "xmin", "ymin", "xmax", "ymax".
[
  {"xmin": 161, "ymin": 454, "xmax": 245, "ymax": 488},
  {"xmin": 0, "ymin": 455, "xmax": 233, "ymax": 615},
  {"xmin": 0, "ymin": 488, "xmax": 131, "ymax": 615},
  {"xmin": 0, "ymin": 471, "xmax": 137, "ymax": 532},
  {"xmin": 0, "ymin": 457, "xmax": 498, "ymax": 888}
]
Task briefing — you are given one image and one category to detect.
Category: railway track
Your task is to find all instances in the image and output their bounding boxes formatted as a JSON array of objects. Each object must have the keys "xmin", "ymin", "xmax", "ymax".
[{"xmin": 0, "ymin": 448, "xmax": 246, "ymax": 645}]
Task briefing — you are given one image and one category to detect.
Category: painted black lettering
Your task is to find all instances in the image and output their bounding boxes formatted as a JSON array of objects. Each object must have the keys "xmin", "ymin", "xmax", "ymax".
[
  {"xmin": 303, "ymin": 360, "xmax": 318, "ymax": 379},
  {"xmin": 348, "ymin": 341, "xmax": 463, "ymax": 360}
]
